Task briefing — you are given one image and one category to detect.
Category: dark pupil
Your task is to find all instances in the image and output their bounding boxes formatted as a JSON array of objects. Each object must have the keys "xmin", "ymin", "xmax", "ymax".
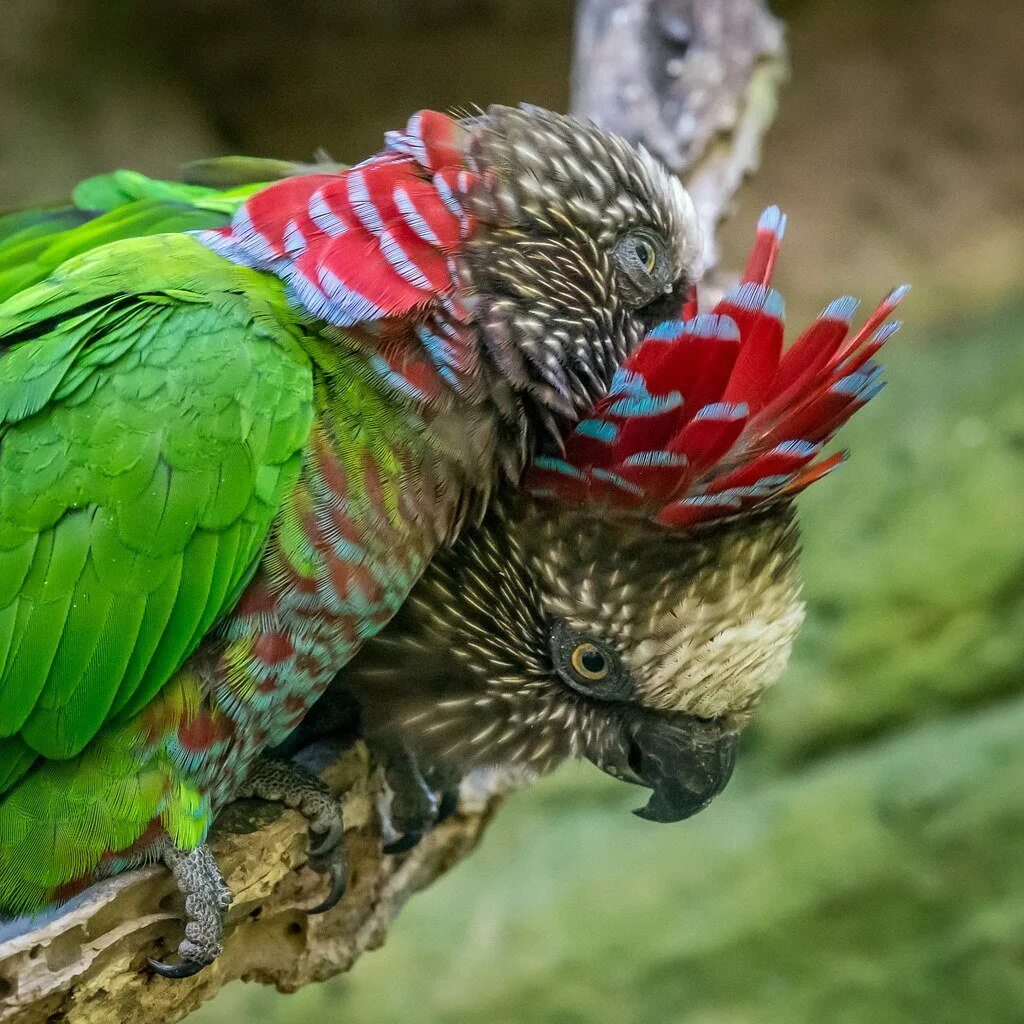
[
  {"xmin": 635, "ymin": 243, "xmax": 650, "ymax": 266},
  {"xmin": 581, "ymin": 649, "xmax": 606, "ymax": 674}
]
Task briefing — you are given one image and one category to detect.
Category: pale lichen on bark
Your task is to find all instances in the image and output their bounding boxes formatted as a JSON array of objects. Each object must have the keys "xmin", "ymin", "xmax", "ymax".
[{"xmin": 0, "ymin": 2, "xmax": 785, "ymax": 1021}]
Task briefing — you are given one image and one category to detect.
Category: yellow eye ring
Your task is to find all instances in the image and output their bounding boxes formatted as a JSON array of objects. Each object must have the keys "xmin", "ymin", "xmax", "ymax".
[
  {"xmin": 634, "ymin": 239, "xmax": 657, "ymax": 275},
  {"xmin": 570, "ymin": 642, "xmax": 609, "ymax": 681}
]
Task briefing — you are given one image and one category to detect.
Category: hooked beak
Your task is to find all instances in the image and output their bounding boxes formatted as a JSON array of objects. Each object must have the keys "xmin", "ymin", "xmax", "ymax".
[{"xmin": 590, "ymin": 712, "xmax": 739, "ymax": 823}]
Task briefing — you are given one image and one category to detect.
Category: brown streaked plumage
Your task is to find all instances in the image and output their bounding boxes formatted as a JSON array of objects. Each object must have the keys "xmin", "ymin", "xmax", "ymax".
[
  {"xmin": 339, "ymin": 496, "xmax": 801, "ymax": 820},
  {"xmin": 455, "ymin": 104, "xmax": 703, "ymax": 477},
  {"xmin": 294, "ymin": 205, "xmax": 905, "ymax": 840}
]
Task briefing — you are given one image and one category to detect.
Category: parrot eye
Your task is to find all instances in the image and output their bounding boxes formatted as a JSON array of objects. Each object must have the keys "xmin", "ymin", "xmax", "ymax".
[
  {"xmin": 613, "ymin": 229, "xmax": 672, "ymax": 306},
  {"xmin": 549, "ymin": 621, "xmax": 632, "ymax": 702},
  {"xmin": 571, "ymin": 642, "xmax": 609, "ymax": 680},
  {"xmin": 633, "ymin": 239, "xmax": 658, "ymax": 274}
]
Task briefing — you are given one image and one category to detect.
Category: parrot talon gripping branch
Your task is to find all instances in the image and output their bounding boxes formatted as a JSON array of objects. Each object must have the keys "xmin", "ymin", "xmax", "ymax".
[
  {"xmin": 233, "ymin": 754, "xmax": 348, "ymax": 910},
  {"xmin": 146, "ymin": 841, "xmax": 232, "ymax": 979},
  {"xmin": 0, "ymin": 104, "xmax": 703, "ymax": 977}
]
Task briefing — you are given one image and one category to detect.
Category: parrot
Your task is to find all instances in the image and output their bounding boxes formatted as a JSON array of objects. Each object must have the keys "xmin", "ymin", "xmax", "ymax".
[
  {"xmin": 296, "ymin": 207, "xmax": 908, "ymax": 842},
  {"xmin": 0, "ymin": 104, "xmax": 703, "ymax": 975}
]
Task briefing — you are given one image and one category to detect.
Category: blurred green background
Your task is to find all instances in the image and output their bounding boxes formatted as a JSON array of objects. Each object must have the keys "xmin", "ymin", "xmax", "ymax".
[{"xmin": 4, "ymin": 0, "xmax": 1021, "ymax": 1021}]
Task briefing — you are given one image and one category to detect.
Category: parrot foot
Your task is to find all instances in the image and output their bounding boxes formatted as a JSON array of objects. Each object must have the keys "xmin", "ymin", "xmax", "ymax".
[
  {"xmin": 148, "ymin": 841, "xmax": 232, "ymax": 979},
  {"xmin": 374, "ymin": 742, "xmax": 460, "ymax": 854},
  {"xmin": 237, "ymin": 754, "xmax": 347, "ymax": 914}
]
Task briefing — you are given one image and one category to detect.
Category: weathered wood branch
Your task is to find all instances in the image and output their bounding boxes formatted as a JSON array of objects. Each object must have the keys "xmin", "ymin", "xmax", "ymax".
[
  {"xmin": 572, "ymin": 0, "xmax": 785, "ymax": 276},
  {"xmin": 0, "ymin": 3, "xmax": 785, "ymax": 1021},
  {"xmin": 0, "ymin": 745, "xmax": 498, "ymax": 1024}
]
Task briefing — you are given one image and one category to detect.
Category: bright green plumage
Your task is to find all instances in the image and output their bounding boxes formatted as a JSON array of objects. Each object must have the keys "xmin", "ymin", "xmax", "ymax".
[
  {"xmin": 0, "ymin": 168, "xmax": 324, "ymax": 907},
  {"xmin": 0, "ymin": 167, "xmax": 268, "ymax": 303},
  {"xmin": 0, "ymin": 155, "xmax": 452, "ymax": 916},
  {"xmin": 0, "ymin": 233, "xmax": 313, "ymax": 774}
]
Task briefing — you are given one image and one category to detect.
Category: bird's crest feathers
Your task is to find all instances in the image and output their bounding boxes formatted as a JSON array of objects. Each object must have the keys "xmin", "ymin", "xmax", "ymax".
[{"xmin": 527, "ymin": 207, "xmax": 908, "ymax": 528}]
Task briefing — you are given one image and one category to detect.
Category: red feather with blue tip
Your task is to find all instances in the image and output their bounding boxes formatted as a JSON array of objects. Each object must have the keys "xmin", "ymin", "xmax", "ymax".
[{"xmin": 527, "ymin": 205, "xmax": 909, "ymax": 529}]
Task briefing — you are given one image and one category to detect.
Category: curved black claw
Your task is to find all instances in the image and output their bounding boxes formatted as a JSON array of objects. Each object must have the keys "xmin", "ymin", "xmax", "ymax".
[
  {"xmin": 435, "ymin": 789, "xmax": 460, "ymax": 825},
  {"xmin": 308, "ymin": 860, "xmax": 347, "ymax": 915},
  {"xmin": 148, "ymin": 841, "xmax": 229, "ymax": 979},
  {"xmin": 237, "ymin": 756, "xmax": 349, "ymax": 914},
  {"xmin": 383, "ymin": 832, "xmax": 423, "ymax": 855},
  {"xmin": 308, "ymin": 816, "xmax": 344, "ymax": 859},
  {"xmin": 147, "ymin": 957, "xmax": 206, "ymax": 980},
  {"xmin": 374, "ymin": 743, "xmax": 463, "ymax": 854}
]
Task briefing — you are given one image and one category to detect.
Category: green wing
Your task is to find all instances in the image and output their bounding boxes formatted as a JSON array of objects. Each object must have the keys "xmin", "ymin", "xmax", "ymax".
[
  {"xmin": 0, "ymin": 159, "xmax": 324, "ymax": 305},
  {"xmin": 0, "ymin": 233, "xmax": 314, "ymax": 770}
]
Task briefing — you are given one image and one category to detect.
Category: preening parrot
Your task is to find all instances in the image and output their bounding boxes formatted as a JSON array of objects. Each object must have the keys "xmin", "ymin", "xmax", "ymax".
[
  {"xmin": 0, "ymin": 105, "xmax": 702, "ymax": 974},
  {"xmin": 300, "ymin": 208, "xmax": 907, "ymax": 841}
]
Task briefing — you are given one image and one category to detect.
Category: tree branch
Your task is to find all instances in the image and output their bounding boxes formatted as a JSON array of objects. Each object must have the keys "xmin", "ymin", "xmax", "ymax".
[
  {"xmin": 0, "ymin": 3, "xmax": 786, "ymax": 1021},
  {"xmin": 572, "ymin": 0, "xmax": 786, "ymax": 278},
  {"xmin": 0, "ymin": 744, "xmax": 498, "ymax": 1024}
]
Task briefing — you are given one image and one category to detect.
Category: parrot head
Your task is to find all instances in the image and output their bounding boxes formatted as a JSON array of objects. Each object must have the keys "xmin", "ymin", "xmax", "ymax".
[
  {"xmin": 201, "ymin": 104, "xmax": 703, "ymax": 436},
  {"xmin": 340, "ymin": 208, "xmax": 908, "ymax": 821},
  {"xmin": 358, "ymin": 495, "xmax": 796, "ymax": 821},
  {"xmin": 450, "ymin": 104, "xmax": 703, "ymax": 417}
]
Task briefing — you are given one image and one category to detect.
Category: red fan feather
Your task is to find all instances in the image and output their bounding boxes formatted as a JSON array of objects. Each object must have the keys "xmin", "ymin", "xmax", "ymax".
[
  {"xmin": 527, "ymin": 206, "xmax": 908, "ymax": 529},
  {"xmin": 195, "ymin": 110, "xmax": 480, "ymax": 406}
]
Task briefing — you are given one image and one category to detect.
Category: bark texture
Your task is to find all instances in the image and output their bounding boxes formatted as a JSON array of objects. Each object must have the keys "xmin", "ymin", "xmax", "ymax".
[
  {"xmin": 0, "ymin": 746, "xmax": 496, "ymax": 1024},
  {"xmin": 0, "ymin": 2, "xmax": 785, "ymax": 1020}
]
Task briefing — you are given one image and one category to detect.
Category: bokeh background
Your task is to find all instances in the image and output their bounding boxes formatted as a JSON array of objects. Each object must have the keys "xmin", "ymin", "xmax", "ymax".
[{"xmin": 4, "ymin": 0, "xmax": 1022, "ymax": 1021}]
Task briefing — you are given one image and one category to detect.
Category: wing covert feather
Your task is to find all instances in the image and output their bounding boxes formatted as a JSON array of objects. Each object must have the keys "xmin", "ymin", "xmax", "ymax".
[{"xmin": 0, "ymin": 236, "xmax": 314, "ymax": 761}]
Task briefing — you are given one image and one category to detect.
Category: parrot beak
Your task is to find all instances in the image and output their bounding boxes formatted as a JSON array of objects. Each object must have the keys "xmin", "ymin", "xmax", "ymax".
[{"xmin": 589, "ymin": 712, "xmax": 739, "ymax": 823}]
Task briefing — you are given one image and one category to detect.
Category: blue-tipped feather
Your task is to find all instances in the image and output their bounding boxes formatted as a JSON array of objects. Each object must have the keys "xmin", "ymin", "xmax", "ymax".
[
  {"xmin": 724, "ymin": 283, "xmax": 785, "ymax": 319},
  {"xmin": 379, "ymin": 229, "xmax": 432, "ymax": 290},
  {"xmin": 534, "ymin": 456, "xmax": 585, "ymax": 480},
  {"xmin": 609, "ymin": 366, "xmax": 651, "ymax": 399},
  {"xmin": 591, "ymin": 469, "xmax": 644, "ymax": 496},
  {"xmin": 688, "ymin": 312, "xmax": 742, "ymax": 341},
  {"xmin": 432, "ymin": 172, "xmax": 466, "ymax": 221},
  {"xmin": 315, "ymin": 267, "xmax": 388, "ymax": 326},
  {"xmin": 739, "ymin": 475, "xmax": 794, "ymax": 498},
  {"xmin": 369, "ymin": 355, "xmax": 429, "ymax": 402},
  {"xmin": 347, "ymin": 169, "xmax": 386, "ymax": 236},
  {"xmin": 394, "ymin": 185, "xmax": 442, "ymax": 246},
  {"xmin": 308, "ymin": 188, "xmax": 349, "ymax": 236},
  {"xmin": 607, "ymin": 390, "xmax": 683, "ymax": 418},
  {"xmin": 831, "ymin": 363, "xmax": 885, "ymax": 398},
  {"xmin": 416, "ymin": 325, "xmax": 458, "ymax": 368},
  {"xmin": 575, "ymin": 419, "xmax": 618, "ymax": 443},
  {"xmin": 872, "ymin": 320, "xmax": 902, "ymax": 343},
  {"xmin": 679, "ymin": 493, "xmax": 742, "ymax": 511},
  {"xmin": 771, "ymin": 440, "xmax": 820, "ymax": 458},
  {"xmin": 645, "ymin": 318, "xmax": 688, "ymax": 342},
  {"xmin": 283, "ymin": 219, "xmax": 307, "ymax": 258},
  {"xmin": 621, "ymin": 451, "xmax": 689, "ymax": 468},
  {"xmin": 758, "ymin": 205, "xmax": 787, "ymax": 239},
  {"xmin": 693, "ymin": 401, "xmax": 748, "ymax": 422},
  {"xmin": 821, "ymin": 295, "xmax": 860, "ymax": 323}
]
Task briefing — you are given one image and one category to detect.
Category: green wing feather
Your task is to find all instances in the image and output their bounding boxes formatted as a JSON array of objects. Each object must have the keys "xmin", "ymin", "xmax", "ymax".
[
  {"xmin": 0, "ymin": 161, "xmax": 316, "ymax": 305},
  {"xmin": 0, "ymin": 234, "xmax": 314, "ymax": 777}
]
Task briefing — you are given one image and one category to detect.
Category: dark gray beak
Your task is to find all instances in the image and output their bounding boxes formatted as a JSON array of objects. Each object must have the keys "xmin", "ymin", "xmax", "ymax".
[{"xmin": 591, "ymin": 712, "xmax": 739, "ymax": 823}]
